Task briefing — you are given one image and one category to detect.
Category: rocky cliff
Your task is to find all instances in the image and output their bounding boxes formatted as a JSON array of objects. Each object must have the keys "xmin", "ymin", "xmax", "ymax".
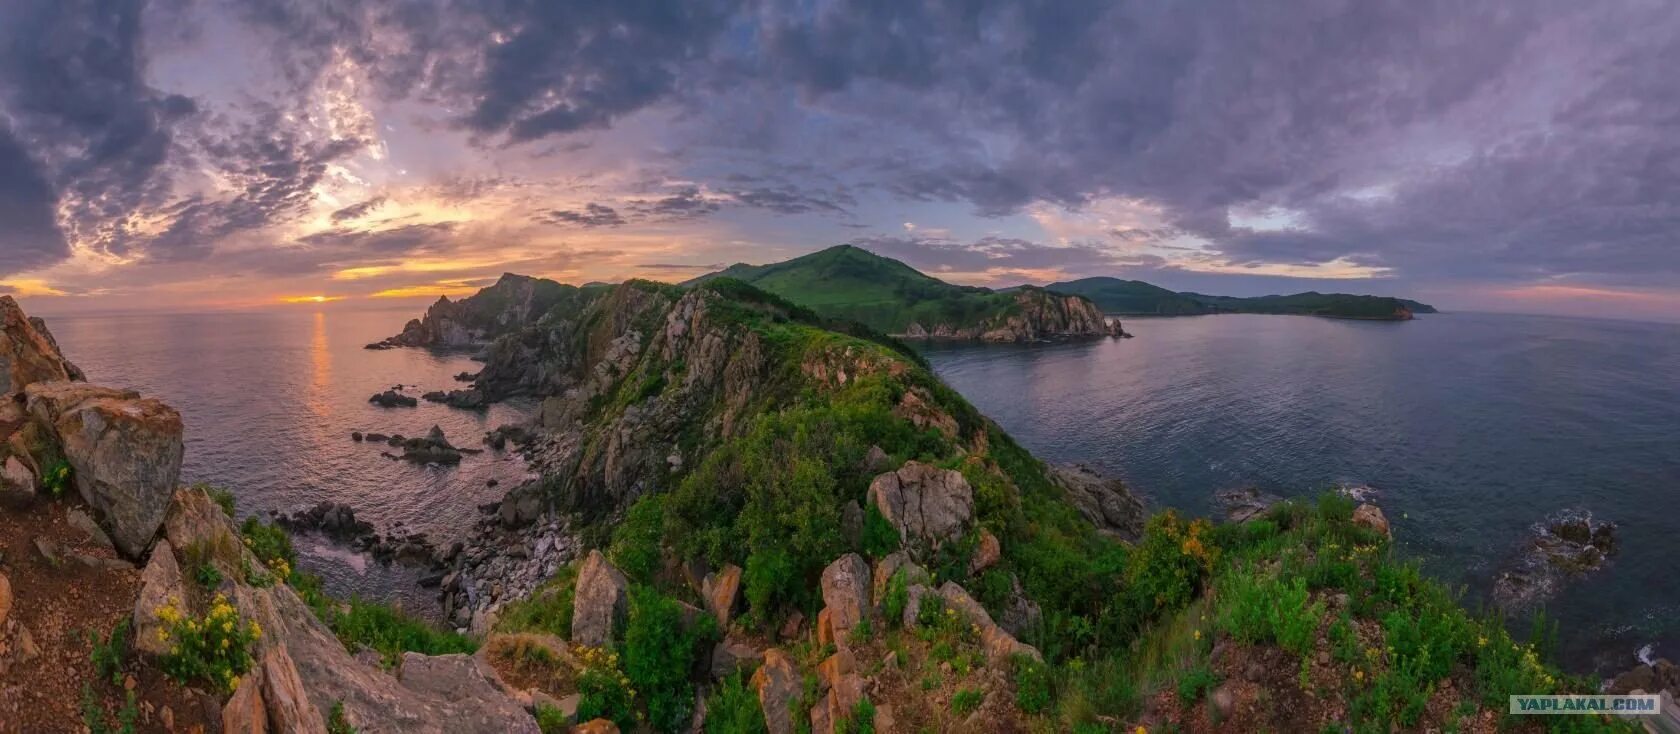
[
  {"xmin": 372, "ymin": 273, "xmax": 584, "ymax": 349},
  {"xmin": 902, "ymin": 286, "xmax": 1128, "ymax": 341}
]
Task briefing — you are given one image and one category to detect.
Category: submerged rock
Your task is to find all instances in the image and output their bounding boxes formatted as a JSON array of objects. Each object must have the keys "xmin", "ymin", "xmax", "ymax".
[
  {"xmin": 1214, "ymin": 487, "xmax": 1282, "ymax": 524},
  {"xmin": 1493, "ymin": 508, "xmax": 1617, "ymax": 611},
  {"xmin": 368, "ymin": 390, "xmax": 418, "ymax": 408}
]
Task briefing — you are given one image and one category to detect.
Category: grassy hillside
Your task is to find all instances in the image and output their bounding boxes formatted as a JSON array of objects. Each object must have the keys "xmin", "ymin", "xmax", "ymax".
[
  {"xmin": 1048, "ymin": 276, "xmax": 1436, "ymax": 319},
  {"xmin": 687, "ymin": 245, "xmax": 1023, "ymax": 334}
]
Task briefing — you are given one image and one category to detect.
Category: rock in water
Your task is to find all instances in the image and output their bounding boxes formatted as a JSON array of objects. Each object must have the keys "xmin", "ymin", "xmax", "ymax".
[
  {"xmin": 24, "ymin": 381, "xmax": 184, "ymax": 558},
  {"xmin": 368, "ymin": 390, "xmax": 418, "ymax": 408},
  {"xmin": 571, "ymin": 550, "xmax": 629, "ymax": 647},
  {"xmin": 1492, "ymin": 508, "xmax": 1617, "ymax": 611},
  {"xmin": 1214, "ymin": 486, "xmax": 1282, "ymax": 524},
  {"xmin": 867, "ymin": 461, "xmax": 974, "ymax": 551}
]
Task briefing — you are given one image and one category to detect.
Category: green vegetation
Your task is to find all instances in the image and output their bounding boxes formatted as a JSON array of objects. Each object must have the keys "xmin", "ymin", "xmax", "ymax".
[
  {"xmin": 42, "ymin": 457, "xmax": 72, "ymax": 497},
  {"xmin": 156, "ymin": 592, "xmax": 258, "ymax": 694},
  {"xmin": 1046, "ymin": 276, "xmax": 1435, "ymax": 319},
  {"xmin": 88, "ymin": 620, "xmax": 129, "ymax": 687},
  {"xmin": 79, "ymin": 686, "xmax": 138, "ymax": 734},
  {"xmin": 534, "ymin": 701, "xmax": 570, "ymax": 734},
  {"xmin": 327, "ymin": 701, "xmax": 358, "ymax": 734},
  {"xmin": 951, "ymin": 687, "xmax": 984, "ymax": 715},
  {"xmin": 703, "ymin": 672, "xmax": 770, "ymax": 734},
  {"xmin": 495, "ymin": 563, "xmax": 580, "ymax": 638},
  {"xmin": 624, "ymin": 586, "xmax": 720, "ymax": 732},
  {"xmin": 688, "ymin": 244, "xmax": 1025, "ymax": 334},
  {"xmin": 841, "ymin": 698, "xmax": 877, "ymax": 734},
  {"xmin": 330, "ymin": 599, "xmax": 477, "ymax": 668},
  {"xmin": 574, "ymin": 645, "xmax": 636, "ymax": 730}
]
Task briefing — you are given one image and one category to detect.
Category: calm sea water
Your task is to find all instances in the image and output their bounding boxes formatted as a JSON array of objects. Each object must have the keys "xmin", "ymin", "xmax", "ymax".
[
  {"xmin": 921, "ymin": 312, "xmax": 1680, "ymax": 674},
  {"xmin": 37, "ymin": 306, "xmax": 1679, "ymax": 671},
  {"xmin": 43, "ymin": 307, "xmax": 536, "ymax": 617}
]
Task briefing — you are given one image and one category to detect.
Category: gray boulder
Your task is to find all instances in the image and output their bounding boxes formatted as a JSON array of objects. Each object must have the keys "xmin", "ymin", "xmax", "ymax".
[
  {"xmin": 867, "ymin": 461, "xmax": 973, "ymax": 549},
  {"xmin": 0, "ymin": 296, "xmax": 75, "ymax": 393},
  {"xmin": 1049, "ymin": 464, "xmax": 1146, "ymax": 541},
  {"xmin": 819, "ymin": 554, "xmax": 871, "ymax": 642},
  {"xmin": 571, "ymin": 550, "xmax": 629, "ymax": 647}
]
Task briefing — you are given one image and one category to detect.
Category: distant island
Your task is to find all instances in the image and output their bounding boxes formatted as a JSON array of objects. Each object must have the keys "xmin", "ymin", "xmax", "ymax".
[
  {"xmin": 688, "ymin": 244, "xmax": 1126, "ymax": 341},
  {"xmin": 1044, "ymin": 276, "xmax": 1437, "ymax": 320}
]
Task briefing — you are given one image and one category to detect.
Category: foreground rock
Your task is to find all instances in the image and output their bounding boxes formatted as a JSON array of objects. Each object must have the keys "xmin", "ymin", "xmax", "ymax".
[
  {"xmin": 1493, "ymin": 509, "xmax": 1617, "ymax": 611},
  {"xmin": 571, "ymin": 550, "xmax": 629, "ymax": 647},
  {"xmin": 0, "ymin": 296, "xmax": 78, "ymax": 392},
  {"xmin": 24, "ymin": 380, "xmax": 185, "ymax": 557},
  {"xmin": 819, "ymin": 554, "xmax": 871, "ymax": 643},
  {"xmin": 752, "ymin": 648, "xmax": 800, "ymax": 734},
  {"xmin": 1048, "ymin": 464, "xmax": 1146, "ymax": 541},
  {"xmin": 867, "ymin": 461, "xmax": 974, "ymax": 552}
]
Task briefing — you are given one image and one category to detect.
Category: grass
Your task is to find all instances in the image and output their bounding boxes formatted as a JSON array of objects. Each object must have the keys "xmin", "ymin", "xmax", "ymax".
[{"xmin": 329, "ymin": 598, "xmax": 477, "ymax": 668}]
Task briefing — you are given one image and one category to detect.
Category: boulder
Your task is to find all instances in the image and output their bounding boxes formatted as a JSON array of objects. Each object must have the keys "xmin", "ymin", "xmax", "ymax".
[
  {"xmin": 397, "ymin": 653, "xmax": 538, "ymax": 733},
  {"xmin": 0, "ymin": 573, "xmax": 11, "ymax": 627},
  {"xmin": 871, "ymin": 553, "xmax": 929, "ymax": 609},
  {"xmin": 66, "ymin": 507, "xmax": 115, "ymax": 550},
  {"xmin": 969, "ymin": 529, "xmax": 1001, "ymax": 574},
  {"xmin": 369, "ymin": 390, "xmax": 418, "ymax": 408},
  {"xmin": 710, "ymin": 634, "xmax": 764, "ymax": 680},
  {"xmin": 819, "ymin": 554, "xmax": 871, "ymax": 642},
  {"xmin": 1048, "ymin": 464, "xmax": 1146, "ymax": 541},
  {"xmin": 701, "ymin": 564, "xmax": 743, "ymax": 627},
  {"xmin": 164, "ymin": 486, "xmax": 246, "ymax": 576},
  {"xmin": 0, "ymin": 296, "xmax": 75, "ymax": 393},
  {"xmin": 571, "ymin": 550, "xmax": 629, "ymax": 647},
  {"xmin": 134, "ymin": 539, "xmax": 185, "ymax": 656},
  {"xmin": 867, "ymin": 462, "xmax": 973, "ymax": 549},
  {"xmin": 1609, "ymin": 664, "xmax": 1656, "ymax": 695},
  {"xmin": 24, "ymin": 381, "xmax": 184, "ymax": 557},
  {"xmin": 0, "ymin": 455, "xmax": 35, "ymax": 507},
  {"xmin": 751, "ymin": 648, "xmax": 799, "ymax": 734},
  {"xmin": 1351, "ymin": 503, "xmax": 1391, "ymax": 539},
  {"xmin": 223, "ymin": 670, "xmax": 270, "ymax": 733},
  {"xmin": 936, "ymin": 582, "xmax": 1042, "ymax": 665},
  {"xmin": 262, "ymin": 645, "xmax": 328, "ymax": 734}
]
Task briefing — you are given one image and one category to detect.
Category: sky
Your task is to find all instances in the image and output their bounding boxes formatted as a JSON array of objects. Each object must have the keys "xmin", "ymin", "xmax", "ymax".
[{"xmin": 1, "ymin": 1, "xmax": 1677, "ymax": 322}]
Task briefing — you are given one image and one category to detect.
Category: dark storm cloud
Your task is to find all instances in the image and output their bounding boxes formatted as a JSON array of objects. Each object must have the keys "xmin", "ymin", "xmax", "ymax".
[
  {"xmin": 0, "ymin": 126, "xmax": 70, "ymax": 275},
  {"xmin": 627, "ymin": 187, "xmax": 722, "ymax": 222},
  {"xmin": 537, "ymin": 204, "xmax": 627, "ymax": 228},
  {"xmin": 330, "ymin": 196, "xmax": 389, "ymax": 224}
]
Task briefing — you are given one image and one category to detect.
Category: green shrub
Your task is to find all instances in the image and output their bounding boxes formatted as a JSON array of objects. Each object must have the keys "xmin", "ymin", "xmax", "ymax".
[
  {"xmin": 1012, "ymin": 654, "xmax": 1053, "ymax": 714},
  {"xmin": 534, "ymin": 702, "xmax": 569, "ymax": 734},
  {"xmin": 327, "ymin": 701, "xmax": 358, "ymax": 734},
  {"xmin": 43, "ymin": 458, "xmax": 72, "ymax": 497},
  {"xmin": 704, "ymin": 672, "xmax": 769, "ymax": 734},
  {"xmin": 330, "ymin": 598, "xmax": 476, "ymax": 668},
  {"xmin": 743, "ymin": 547, "xmax": 799, "ymax": 623},
  {"xmin": 193, "ymin": 561, "xmax": 223, "ymax": 591},
  {"xmin": 88, "ymin": 620, "xmax": 130, "ymax": 686},
  {"xmin": 496, "ymin": 564, "xmax": 580, "ymax": 638},
  {"xmin": 575, "ymin": 645, "xmax": 635, "ymax": 730},
  {"xmin": 80, "ymin": 686, "xmax": 138, "ymax": 734},
  {"xmin": 1215, "ymin": 565, "xmax": 1323, "ymax": 656},
  {"xmin": 156, "ymin": 593, "xmax": 258, "ymax": 693},
  {"xmin": 1175, "ymin": 665, "xmax": 1220, "ymax": 705},
  {"xmin": 625, "ymin": 586, "xmax": 718, "ymax": 732},
  {"xmin": 859, "ymin": 504, "xmax": 899, "ymax": 559},
  {"xmin": 880, "ymin": 570, "xmax": 909, "ymax": 628},
  {"xmin": 240, "ymin": 517, "xmax": 296, "ymax": 582},
  {"xmin": 840, "ymin": 698, "xmax": 876, "ymax": 734},
  {"xmin": 951, "ymin": 688, "xmax": 984, "ymax": 715},
  {"xmin": 200, "ymin": 484, "xmax": 237, "ymax": 516},
  {"xmin": 611, "ymin": 495, "xmax": 667, "ymax": 584}
]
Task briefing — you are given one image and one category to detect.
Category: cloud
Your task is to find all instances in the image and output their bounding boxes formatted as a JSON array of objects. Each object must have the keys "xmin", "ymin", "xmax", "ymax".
[
  {"xmin": 330, "ymin": 196, "xmax": 389, "ymax": 224},
  {"xmin": 538, "ymin": 203, "xmax": 627, "ymax": 228},
  {"xmin": 0, "ymin": 125, "xmax": 70, "ymax": 275}
]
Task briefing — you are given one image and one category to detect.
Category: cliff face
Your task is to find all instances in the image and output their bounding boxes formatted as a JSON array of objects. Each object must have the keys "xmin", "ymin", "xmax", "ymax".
[
  {"xmin": 901, "ymin": 287, "xmax": 1127, "ymax": 341},
  {"xmin": 377, "ymin": 273, "xmax": 582, "ymax": 349}
]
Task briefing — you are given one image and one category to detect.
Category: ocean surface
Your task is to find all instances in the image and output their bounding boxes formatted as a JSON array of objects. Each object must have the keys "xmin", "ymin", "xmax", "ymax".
[
  {"xmin": 44, "ymin": 306, "xmax": 537, "ymax": 618},
  {"xmin": 920, "ymin": 311, "xmax": 1680, "ymax": 675},
  {"xmin": 38, "ymin": 306, "xmax": 1680, "ymax": 673}
]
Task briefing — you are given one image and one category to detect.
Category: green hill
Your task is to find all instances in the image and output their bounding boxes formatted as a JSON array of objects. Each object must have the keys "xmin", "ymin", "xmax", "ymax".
[
  {"xmin": 688, "ymin": 245, "xmax": 1120, "ymax": 339},
  {"xmin": 1047, "ymin": 276, "xmax": 1436, "ymax": 320}
]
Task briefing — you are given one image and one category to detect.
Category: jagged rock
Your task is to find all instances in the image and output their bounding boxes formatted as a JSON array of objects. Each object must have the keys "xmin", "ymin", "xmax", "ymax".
[
  {"xmin": 165, "ymin": 486, "xmax": 246, "ymax": 575},
  {"xmin": 397, "ymin": 653, "xmax": 539, "ymax": 733},
  {"xmin": 1493, "ymin": 509, "xmax": 1618, "ymax": 610},
  {"xmin": 276, "ymin": 501, "xmax": 375, "ymax": 540},
  {"xmin": 935, "ymin": 582, "xmax": 1042, "ymax": 665},
  {"xmin": 702, "ymin": 564, "xmax": 743, "ymax": 627},
  {"xmin": 0, "ymin": 455, "xmax": 35, "ymax": 507},
  {"xmin": 752, "ymin": 649, "xmax": 800, "ymax": 734},
  {"xmin": 867, "ymin": 462, "xmax": 973, "ymax": 550},
  {"xmin": 1214, "ymin": 487, "xmax": 1281, "ymax": 524},
  {"xmin": 1049, "ymin": 464, "xmax": 1146, "ymax": 541},
  {"xmin": 134, "ymin": 539, "xmax": 184, "ymax": 656},
  {"xmin": 573, "ymin": 719, "xmax": 619, "ymax": 734},
  {"xmin": 710, "ymin": 634, "xmax": 764, "ymax": 680},
  {"xmin": 262, "ymin": 645, "xmax": 327, "ymax": 734},
  {"xmin": 900, "ymin": 584, "xmax": 932, "ymax": 628},
  {"xmin": 383, "ymin": 274, "xmax": 568, "ymax": 349},
  {"xmin": 0, "ymin": 573, "xmax": 11, "ymax": 627},
  {"xmin": 892, "ymin": 287, "xmax": 1125, "ymax": 342},
  {"xmin": 819, "ymin": 554, "xmax": 871, "ymax": 642},
  {"xmin": 1352, "ymin": 503, "xmax": 1391, "ymax": 539},
  {"xmin": 368, "ymin": 390, "xmax": 418, "ymax": 408},
  {"xmin": 67, "ymin": 506, "xmax": 114, "ymax": 549},
  {"xmin": 970, "ymin": 529, "xmax": 1001, "ymax": 574},
  {"xmin": 497, "ymin": 484, "xmax": 544, "ymax": 529},
  {"xmin": 871, "ymin": 552, "xmax": 929, "ymax": 608},
  {"xmin": 223, "ymin": 671, "xmax": 269, "ymax": 733},
  {"xmin": 571, "ymin": 550, "xmax": 629, "ymax": 647},
  {"xmin": 24, "ymin": 381, "xmax": 184, "ymax": 558},
  {"xmin": 1609, "ymin": 664, "xmax": 1657, "ymax": 695},
  {"xmin": 859, "ymin": 445, "xmax": 891, "ymax": 475},
  {"xmin": 0, "ymin": 296, "xmax": 76, "ymax": 393}
]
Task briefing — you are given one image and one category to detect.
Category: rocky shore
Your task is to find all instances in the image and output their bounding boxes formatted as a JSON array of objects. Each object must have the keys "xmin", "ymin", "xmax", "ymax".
[{"xmin": 898, "ymin": 287, "xmax": 1130, "ymax": 342}]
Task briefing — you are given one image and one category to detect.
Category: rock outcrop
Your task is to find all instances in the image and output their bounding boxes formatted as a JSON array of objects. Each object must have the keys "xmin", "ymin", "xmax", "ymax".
[
  {"xmin": 1049, "ymin": 464, "xmax": 1146, "ymax": 541},
  {"xmin": 867, "ymin": 461, "xmax": 974, "ymax": 551},
  {"xmin": 571, "ymin": 550, "xmax": 629, "ymax": 647},
  {"xmin": 1493, "ymin": 509, "xmax": 1618, "ymax": 610},
  {"xmin": 23, "ymin": 381, "xmax": 184, "ymax": 557},
  {"xmin": 752, "ymin": 648, "xmax": 800, "ymax": 734},
  {"xmin": 819, "ymin": 554, "xmax": 871, "ymax": 643},
  {"xmin": 375, "ymin": 274, "xmax": 578, "ymax": 349},
  {"xmin": 898, "ymin": 287, "xmax": 1128, "ymax": 342},
  {"xmin": 0, "ymin": 296, "xmax": 78, "ymax": 393}
]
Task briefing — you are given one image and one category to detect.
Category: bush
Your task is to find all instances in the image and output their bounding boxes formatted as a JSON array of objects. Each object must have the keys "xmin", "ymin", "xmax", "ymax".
[
  {"xmin": 859, "ymin": 503, "xmax": 899, "ymax": 559},
  {"xmin": 880, "ymin": 570, "xmax": 909, "ymax": 628},
  {"xmin": 201, "ymin": 484, "xmax": 237, "ymax": 516},
  {"xmin": 1215, "ymin": 565, "xmax": 1322, "ymax": 656},
  {"xmin": 840, "ymin": 698, "xmax": 876, "ymax": 734},
  {"xmin": 1175, "ymin": 665, "xmax": 1220, "ymax": 705},
  {"xmin": 330, "ymin": 598, "xmax": 476, "ymax": 668},
  {"xmin": 743, "ymin": 548, "xmax": 799, "ymax": 623},
  {"xmin": 240, "ymin": 517, "xmax": 296, "ymax": 582},
  {"xmin": 1012, "ymin": 654, "xmax": 1053, "ymax": 714},
  {"xmin": 534, "ymin": 702, "xmax": 569, "ymax": 734},
  {"xmin": 157, "ymin": 593, "xmax": 259, "ymax": 693},
  {"xmin": 496, "ymin": 564, "xmax": 580, "ymax": 638},
  {"xmin": 88, "ymin": 620, "xmax": 130, "ymax": 686},
  {"xmin": 326, "ymin": 701, "xmax": 358, "ymax": 734},
  {"xmin": 704, "ymin": 672, "xmax": 769, "ymax": 734},
  {"xmin": 951, "ymin": 688, "xmax": 984, "ymax": 715},
  {"xmin": 611, "ymin": 496, "xmax": 667, "ymax": 584},
  {"xmin": 575, "ymin": 646, "xmax": 635, "ymax": 731},
  {"xmin": 625, "ymin": 586, "xmax": 718, "ymax": 732},
  {"xmin": 42, "ymin": 458, "xmax": 72, "ymax": 497}
]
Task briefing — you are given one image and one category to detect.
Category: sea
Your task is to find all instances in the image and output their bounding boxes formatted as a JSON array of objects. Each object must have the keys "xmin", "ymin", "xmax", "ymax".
[{"xmin": 39, "ymin": 305, "xmax": 1680, "ymax": 674}]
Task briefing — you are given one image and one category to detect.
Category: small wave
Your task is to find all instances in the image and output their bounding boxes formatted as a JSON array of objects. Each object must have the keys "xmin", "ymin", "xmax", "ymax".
[
  {"xmin": 1638, "ymin": 643, "xmax": 1657, "ymax": 666},
  {"xmin": 1336, "ymin": 483, "xmax": 1380, "ymax": 503}
]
